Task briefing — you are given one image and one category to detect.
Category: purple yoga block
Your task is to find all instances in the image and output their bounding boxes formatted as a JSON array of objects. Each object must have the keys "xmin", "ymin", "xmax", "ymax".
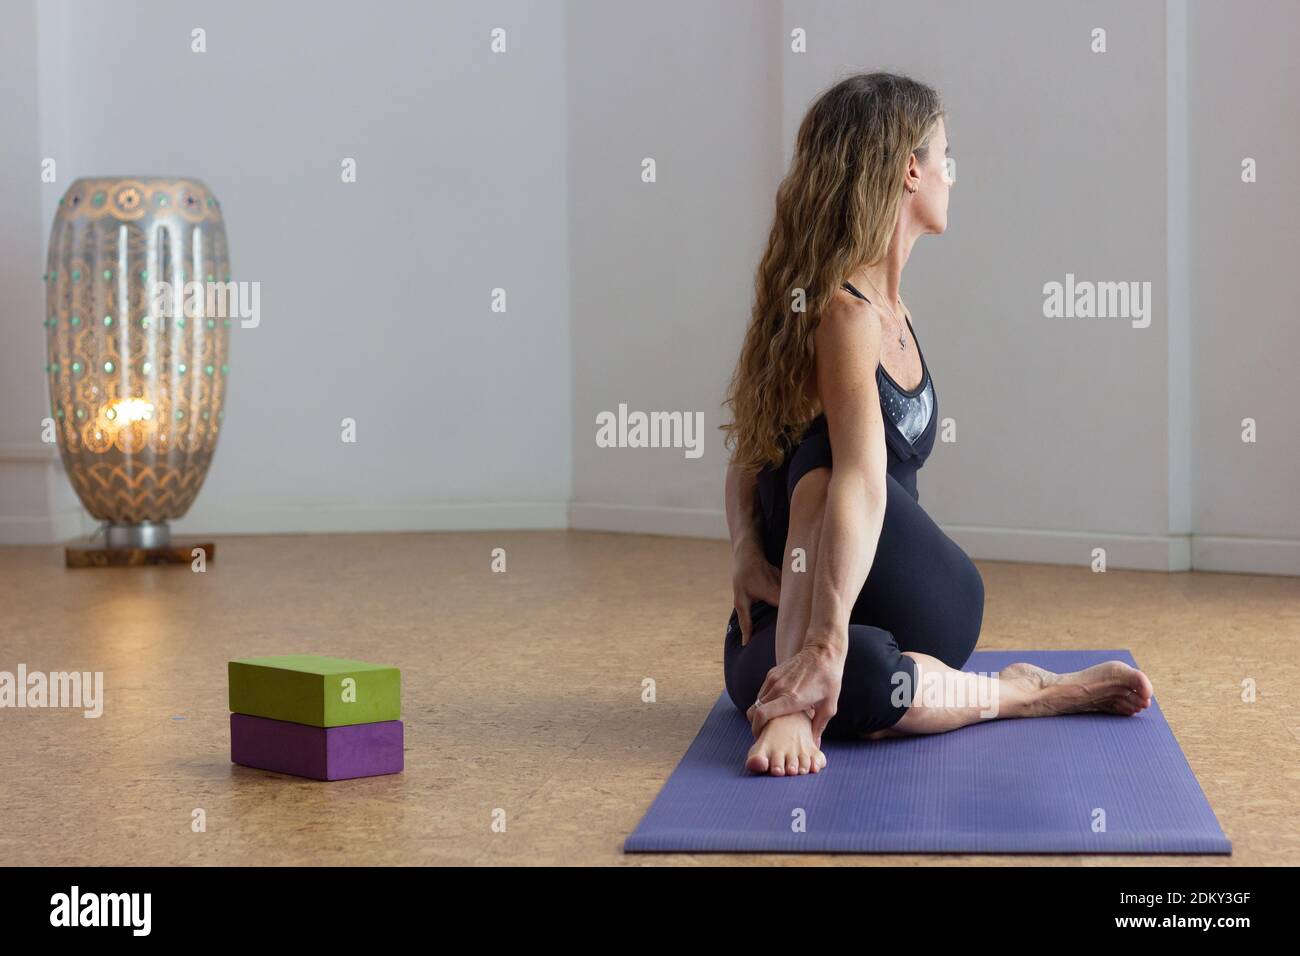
[{"xmin": 230, "ymin": 713, "xmax": 404, "ymax": 781}]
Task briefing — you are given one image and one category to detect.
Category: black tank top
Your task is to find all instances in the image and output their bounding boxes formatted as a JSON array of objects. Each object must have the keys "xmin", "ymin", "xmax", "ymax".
[
  {"xmin": 842, "ymin": 280, "xmax": 936, "ymax": 455},
  {"xmin": 753, "ymin": 281, "xmax": 939, "ymax": 569}
]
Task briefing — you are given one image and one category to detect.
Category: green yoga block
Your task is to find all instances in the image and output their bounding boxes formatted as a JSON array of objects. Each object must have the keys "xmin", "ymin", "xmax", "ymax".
[{"xmin": 228, "ymin": 655, "xmax": 401, "ymax": 727}]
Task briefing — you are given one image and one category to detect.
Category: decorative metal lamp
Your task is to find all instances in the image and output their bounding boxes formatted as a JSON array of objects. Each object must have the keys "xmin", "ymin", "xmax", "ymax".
[{"xmin": 46, "ymin": 177, "xmax": 230, "ymax": 566}]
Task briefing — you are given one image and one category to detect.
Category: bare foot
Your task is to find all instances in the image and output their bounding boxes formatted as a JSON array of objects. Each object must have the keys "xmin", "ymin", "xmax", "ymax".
[
  {"xmin": 745, "ymin": 711, "xmax": 827, "ymax": 776},
  {"xmin": 1001, "ymin": 661, "xmax": 1154, "ymax": 718}
]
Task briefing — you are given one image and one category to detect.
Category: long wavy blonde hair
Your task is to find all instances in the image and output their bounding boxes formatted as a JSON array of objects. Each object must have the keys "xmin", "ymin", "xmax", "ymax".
[{"xmin": 722, "ymin": 73, "xmax": 944, "ymax": 473}]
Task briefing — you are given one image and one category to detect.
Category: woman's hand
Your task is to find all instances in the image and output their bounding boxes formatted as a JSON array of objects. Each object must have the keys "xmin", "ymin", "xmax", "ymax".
[
  {"xmin": 746, "ymin": 643, "xmax": 845, "ymax": 745},
  {"xmin": 732, "ymin": 541, "xmax": 781, "ymax": 645}
]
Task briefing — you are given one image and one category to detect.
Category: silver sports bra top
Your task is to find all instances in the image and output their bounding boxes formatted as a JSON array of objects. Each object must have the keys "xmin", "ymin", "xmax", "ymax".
[{"xmin": 842, "ymin": 281, "xmax": 935, "ymax": 446}]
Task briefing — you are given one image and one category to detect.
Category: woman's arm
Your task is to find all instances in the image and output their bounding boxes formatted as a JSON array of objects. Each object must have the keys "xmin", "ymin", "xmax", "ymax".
[
  {"xmin": 801, "ymin": 297, "xmax": 890, "ymax": 663},
  {"xmin": 725, "ymin": 459, "xmax": 781, "ymax": 644},
  {"xmin": 724, "ymin": 459, "xmax": 762, "ymax": 557},
  {"xmin": 747, "ymin": 292, "xmax": 890, "ymax": 741}
]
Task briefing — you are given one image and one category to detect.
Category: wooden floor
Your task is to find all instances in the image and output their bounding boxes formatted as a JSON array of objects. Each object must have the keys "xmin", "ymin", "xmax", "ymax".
[{"xmin": 0, "ymin": 530, "xmax": 1296, "ymax": 866}]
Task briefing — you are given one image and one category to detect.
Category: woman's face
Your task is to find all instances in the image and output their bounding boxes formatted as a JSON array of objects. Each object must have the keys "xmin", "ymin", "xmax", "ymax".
[{"xmin": 910, "ymin": 118, "xmax": 952, "ymax": 234}]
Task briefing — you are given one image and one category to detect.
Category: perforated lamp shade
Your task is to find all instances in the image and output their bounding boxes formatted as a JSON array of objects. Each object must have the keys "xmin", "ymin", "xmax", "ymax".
[{"xmin": 45, "ymin": 177, "xmax": 231, "ymax": 548}]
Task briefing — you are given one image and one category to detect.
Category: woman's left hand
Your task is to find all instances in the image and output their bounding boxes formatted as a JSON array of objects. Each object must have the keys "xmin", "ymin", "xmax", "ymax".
[{"xmin": 732, "ymin": 542, "xmax": 781, "ymax": 645}]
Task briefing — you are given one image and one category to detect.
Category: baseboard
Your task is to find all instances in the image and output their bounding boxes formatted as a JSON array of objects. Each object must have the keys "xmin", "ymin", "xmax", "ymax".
[
  {"xmin": 3, "ymin": 495, "xmax": 1297, "ymax": 576},
  {"xmin": 1, "ymin": 500, "xmax": 570, "ymax": 544},
  {"xmin": 170, "ymin": 500, "xmax": 570, "ymax": 536},
  {"xmin": 0, "ymin": 443, "xmax": 77, "ymax": 545},
  {"xmin": 1191, "ymin": 535, "xmax": 1300, "ymax": 577},
  {"xmin": 0, "ymin": 509, "xmax": 85, "ymax": 546},
  {"xmin": 567, "ymin": 501, "xmax": 729, "ymax": 539},
  {"xmin": 943, "ymin": 524, "xmax": 1193, "ymax": 572},
  {"xmin": 566, "ymin": 503, "xmax": 1300, "ymax": 576},
  {"xmin": 0, "ymin": 443, "xmax": 61, "ymax": 462},
  {"xmin": 568, "ymin": 503, "xmax": 1191, "ymax": 569}
]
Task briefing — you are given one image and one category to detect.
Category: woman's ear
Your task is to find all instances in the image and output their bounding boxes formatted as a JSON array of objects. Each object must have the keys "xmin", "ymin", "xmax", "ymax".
[{"xmin": 904, "ymin": 153, "xmax": 922, "ymax": 193}]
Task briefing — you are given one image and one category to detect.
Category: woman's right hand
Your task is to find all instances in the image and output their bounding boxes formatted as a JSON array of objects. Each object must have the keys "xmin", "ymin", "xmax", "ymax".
[
  {"xmin": 746, "ymin": 642, "xmax": 845, "ymax": 744},
  {"xmin": 732, "ymin": 541, "xmax": 781, "ymax": 645}
]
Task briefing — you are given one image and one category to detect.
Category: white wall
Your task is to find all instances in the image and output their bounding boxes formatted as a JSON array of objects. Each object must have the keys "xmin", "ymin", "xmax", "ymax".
[
  {"xmin": 566, "ymin": 0, "xmax": 783, "ymax": 536},
  {"xmin": 0, "ymin": 0, "xmax": 82, "ymax": 545},
  {"xmin": 566, "ymin": 0, "xmax": 1193, "ymax": 568},
  {"xmin": 776, "ymin": 0, "xmax": 1174, "ymax": 568},
  {"xmin": 566, "ymin": 0, "xmax": 1298, "ymax": 574},
  {"xmin": 3, "ymin": 0, "xmax": 1296, "ymax": 575},
  {"xmin": 19, "ymin": 0, "xmax": 573, "ymax": 537},
  {"xmin": 1187, "ymin": 0, "xmax": 1300, "ymax": 573}
]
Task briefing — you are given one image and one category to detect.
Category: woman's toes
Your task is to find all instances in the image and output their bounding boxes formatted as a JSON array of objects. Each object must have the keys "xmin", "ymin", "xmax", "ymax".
[
  {"xmin": 785, "ymin": 755, "xmax": 799, "ymax": 776},
  {"xmin": 1134, "ymin": 670, "xmax": 1154, "ymax": 702},
  {"xmin": 770, "ymin": 751, "xmax": 786, "ymax": 776},
  {"xmin": 745, "ymin": 743, "xmax": 770, "ymax": 774},
  {"xmin": 1118, "ymin": 667, "xmax": 1154, "ymax": 714},
  {"xmin": 813, "ymin": 750, "xmax": 827, "ymax": 772},
  {"xmin": 797, "ymin": 752, "xmax": 811, "ymax": 775}
]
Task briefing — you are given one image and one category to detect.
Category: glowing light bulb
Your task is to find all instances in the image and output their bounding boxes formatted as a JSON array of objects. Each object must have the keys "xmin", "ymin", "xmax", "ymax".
[{"xmin": 109, "ymin": 398, "xmax": 155, "ymax": 425}]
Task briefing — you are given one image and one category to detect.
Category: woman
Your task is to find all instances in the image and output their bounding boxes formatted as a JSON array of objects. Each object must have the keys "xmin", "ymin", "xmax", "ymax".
[{"xmin": 721, "ymin": 73, "xmax": 1154, "ymax": 777}]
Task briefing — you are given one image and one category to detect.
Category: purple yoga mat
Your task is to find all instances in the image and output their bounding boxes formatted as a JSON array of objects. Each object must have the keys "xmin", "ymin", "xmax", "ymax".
[
  {"xmin": 626, "ymin": 650, "xmax": 1230, "ymax": 854},
  {"xmin": 230, "ymin": 713, "xmax": 404, "ymax": 781}
]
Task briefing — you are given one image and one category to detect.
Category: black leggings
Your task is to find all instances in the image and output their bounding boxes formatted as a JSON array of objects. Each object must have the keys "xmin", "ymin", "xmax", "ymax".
[{"xmin": 723, "ymin": 470, "xmax": 985, "ymax": 738}]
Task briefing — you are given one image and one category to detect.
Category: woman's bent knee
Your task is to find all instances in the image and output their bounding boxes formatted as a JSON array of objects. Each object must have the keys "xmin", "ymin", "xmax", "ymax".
[
  {"xmin": 825, "ymin": 626, "xmax": 916, "ymax": 738},
  {"xmin": 957, "ymin": 546, "xmax": 985, "ymax": 655},
  {"xmin": 938, "ymin": 542, "xmax": 984, "ymax": 667}
]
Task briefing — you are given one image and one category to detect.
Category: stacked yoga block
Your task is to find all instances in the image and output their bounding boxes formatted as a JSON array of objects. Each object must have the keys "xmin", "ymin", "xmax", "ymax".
[{"xmin": 228, "ymin": 655, "xmax": 403, "ymax": 781}]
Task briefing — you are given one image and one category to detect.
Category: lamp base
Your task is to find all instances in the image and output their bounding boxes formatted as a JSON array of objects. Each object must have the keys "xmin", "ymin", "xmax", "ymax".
[
  {"xmin": 65, "ymin": 540, "xmax": 216, "ymax": 569},
  {"xmin": 104, "ymin": 520, "xmax": 171, "ymax": 549}
]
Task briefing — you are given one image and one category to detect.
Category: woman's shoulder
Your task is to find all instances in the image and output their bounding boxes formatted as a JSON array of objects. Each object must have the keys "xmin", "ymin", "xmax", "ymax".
[
  {"xmin": 819, "ymin": 288, "xmax": 883, "ymax": 344},
  {"xmin": 813, "ymin": 289, "xmax": 884, "ymax": 393}
]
